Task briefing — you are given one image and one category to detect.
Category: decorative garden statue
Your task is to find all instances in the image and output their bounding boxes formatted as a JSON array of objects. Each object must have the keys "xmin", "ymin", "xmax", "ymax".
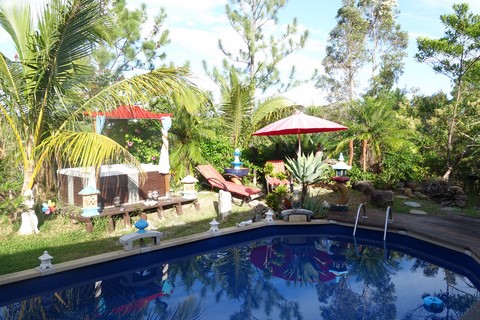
[{"xmin": 18, "ymin": 189, "xmax": 39, "ymax": 235}]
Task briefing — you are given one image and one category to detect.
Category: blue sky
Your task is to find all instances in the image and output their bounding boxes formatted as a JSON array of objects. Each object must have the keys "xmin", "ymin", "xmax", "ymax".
[
  {"xmin": 1, "ymin": 0, "xmax": 479, "ymax": 105},
  {"xmin": 140, "ymin": 0, "xmax": 480, "ymax": 104}
]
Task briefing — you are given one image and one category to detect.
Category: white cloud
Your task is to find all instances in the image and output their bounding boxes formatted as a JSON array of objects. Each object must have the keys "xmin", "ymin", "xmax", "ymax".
[
  {"xmin": 412, "ymin": 0, "xmax": 480, "ymax": 12},
  {"xmin": 1, "ymin": 0, "xmax": 468, "ymax": 105}
]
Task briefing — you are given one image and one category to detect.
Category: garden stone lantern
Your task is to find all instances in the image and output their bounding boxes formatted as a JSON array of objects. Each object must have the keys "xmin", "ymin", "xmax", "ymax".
[
  {"xmin": 79, "ymin": 185, "xmax": 101, "ymax": 217},
  {"xmin": 181, "ymin": 175, "xmax": 198, "ymax": 199},
  {"xmin": 330, "ymin": 153, "xmax": 352, "ymax": 211},
  {"xmin": 209, "ymin": 219, "xmax": 220, "ymax": 232},
  {"xmin": 37, "ymin": 251, "xmax": 54, "ymax": 271},
  {"xmin": 331, "ymin": 153, "xmax": 352, "ymax": 180},
  {"xmin": 264, "ymin": 209, "xmax": 274, "ymax": 223}
]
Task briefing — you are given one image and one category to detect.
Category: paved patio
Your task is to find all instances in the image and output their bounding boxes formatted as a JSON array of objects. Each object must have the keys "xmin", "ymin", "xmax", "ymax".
[{"xmin": 326, "ymin": 209, "xmax": 480, "ymax": 260}]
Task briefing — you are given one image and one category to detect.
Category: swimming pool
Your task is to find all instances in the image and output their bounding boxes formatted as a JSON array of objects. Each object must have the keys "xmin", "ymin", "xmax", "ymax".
[{"xmin": 0, "ymin": 224, "xmax": 479, "ymax": 319}]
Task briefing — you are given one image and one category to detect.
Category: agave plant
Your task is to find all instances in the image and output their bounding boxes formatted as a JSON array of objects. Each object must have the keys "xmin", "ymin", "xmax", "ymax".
[{"xmin": 284, "ymin": 153, "xmax": 332, "ymax": 203}]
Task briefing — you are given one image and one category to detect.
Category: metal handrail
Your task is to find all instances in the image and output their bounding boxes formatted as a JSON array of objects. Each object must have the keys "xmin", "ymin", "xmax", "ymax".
[
  {"xmin": 353, "ymin": 203, "xmax": 367, "ymax": 236},
  {"xmin": 383, "ymin": 206, "xmax": 394, "ymax": 241}
]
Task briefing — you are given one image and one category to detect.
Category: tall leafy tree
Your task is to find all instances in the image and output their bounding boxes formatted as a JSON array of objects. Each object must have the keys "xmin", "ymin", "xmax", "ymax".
[
  {"xmin": 90, "ymin": 0, "xmax": 170, "ymax": 88},
  {"xmin": 0, "ymin": 0, "xmax": 202, "ymax": 193},
  {"xmin": 204, "ymin": 0, "xmax": 309, "ymax": 94},
  {"xmin": 359, "ymin": 0, "xmax": 408, "ymax": 94},
  {"xmin": 321, "ymin": 0, "xmax": 368, "ymax": 102},
  {"xmin": 415, "ymin": 3, "xmax": 480, "ymax": 181},
  {"xmin": 321, "ymin": 0, "xmax": 407, "ymax": 101}
]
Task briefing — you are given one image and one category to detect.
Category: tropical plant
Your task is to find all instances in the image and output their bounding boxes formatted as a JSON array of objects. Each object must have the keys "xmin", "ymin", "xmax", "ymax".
[
  {"xmin": 337, "ymin": 93, "xmax": 414, "ymax": 173},
  {"xmin": 265, "ymin": 184, "xmax": 289, "ymax": 212},
  {"xmin": 0, "ymin": 0, "xmax": 203, "ymax": 195},
  {"xmin": 284, "ymin": 153, "xmax": 332, "ymax": 202},
  {"xmin": 302, "ymin": 190, "xmax": 329, "ymax": 218},
  {"xmin": 415, "ymin": 3, "xmax": 480, "ymax": 181},
  {"xmin": 216, "ymin": 71, "xmax": 294, "ymax": 150}
]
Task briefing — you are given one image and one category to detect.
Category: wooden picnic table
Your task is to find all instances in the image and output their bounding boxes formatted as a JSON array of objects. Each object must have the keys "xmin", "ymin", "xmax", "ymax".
[{"xmin": 75, "ymin": 197, "xmax": 200, "ymax": 233}]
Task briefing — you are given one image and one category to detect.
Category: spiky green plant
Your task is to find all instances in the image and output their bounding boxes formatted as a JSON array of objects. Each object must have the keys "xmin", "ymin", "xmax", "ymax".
[{"xmin": 285, "ymin": 153, "xmax": 332, "ymax": 202}]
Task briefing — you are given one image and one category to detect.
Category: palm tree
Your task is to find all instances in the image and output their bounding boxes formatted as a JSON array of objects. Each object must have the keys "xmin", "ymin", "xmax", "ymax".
[
  {"xmin": 218, "ymin": 71, "xmax": 293, "ymax": 150},
  {"xmin": 0, "ymin": 0, "xmax": 203, "ymax": 194},
  {"xmin": 337, "ymin": 94, "xmax": 413, "ymax": 172}
]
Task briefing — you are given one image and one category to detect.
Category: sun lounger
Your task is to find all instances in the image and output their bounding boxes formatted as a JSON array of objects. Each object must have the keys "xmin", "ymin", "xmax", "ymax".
[{"xmin": 196, "ymin": 164, "xmax": 263, "ymax": 201}]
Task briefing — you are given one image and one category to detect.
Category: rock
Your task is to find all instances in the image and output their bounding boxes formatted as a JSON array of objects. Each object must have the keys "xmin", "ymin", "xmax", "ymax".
[
  {"xmin": 353, "ymin": 181, "xmax": 393, "ymax": 208},
  {"xmin": 405, "ymin": 182, "xmax": 419, "ymax": 189},
  {"xmin": 448, "ymin": 186, "xmax": 464, "ymax": 194},
  {"xmin": 404, "ymin": 201, "xmax": 421, "ymax": 208},
  {"xmin": 396, "ymin": 182, "xmax": 405, "ymax": 188},
  {"xmin": 352, "ymin": 181, "xmax": 375, "ymax": 195},
  {"xmin": 404, "ymin": 188, "xmax": 414, "ymax": 198},
  {"xmin": 454, "ymin": 199, "xmax": 466, "ymax": 208},
  {"xmin": 413, "ymin": 191, "xmax": 429, "ymax": 200},
  {"xmin": 371, "ymin": 190, "xmax": 394, "ymax": 208},
  {"xmin": 410, "ymin": 209, "xmax": 427, "ymax": 215},
  {"xmin": 453, "ymin": 194, "xmax": 468, "ymax": 201}
]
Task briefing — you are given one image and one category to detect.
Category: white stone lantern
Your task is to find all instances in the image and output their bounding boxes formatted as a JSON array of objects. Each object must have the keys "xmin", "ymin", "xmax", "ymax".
[
  {"xmin": 332, "ymin": 153, "xmax": 352, "ymax": 178},
  {"xmin": 37, "ymin": 251, "xmax": 54, "ymax": 271},
  {"xmin": 79, "ymin": 185, "xmax": 101, "ymax": 217},
  {"xmin": 209, "ymin": 219, "xmax": 220, "ymax": 232},
  {"xmin": 264, "ymin": 209, "xmax": 274, "ymax": 223},
  {"xmin": 181, "ymin": 175, "xmax": 198, "ymax": 199}
]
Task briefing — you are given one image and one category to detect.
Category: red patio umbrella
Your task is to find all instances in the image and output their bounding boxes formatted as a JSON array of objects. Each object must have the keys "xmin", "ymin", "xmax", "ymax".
[{"xmin": 252, "ymin": 111, "xmax": 347, "ymax": 154}]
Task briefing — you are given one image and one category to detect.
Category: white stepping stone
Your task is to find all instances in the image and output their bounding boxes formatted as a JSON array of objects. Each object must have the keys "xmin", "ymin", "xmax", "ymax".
[
  {"xmin": 410, "ymin": 209, "xmax": 427, "ymax": 215},
  {"xmin": 404, "ymin": 201, "xmax": 421, "ymax": 207}
]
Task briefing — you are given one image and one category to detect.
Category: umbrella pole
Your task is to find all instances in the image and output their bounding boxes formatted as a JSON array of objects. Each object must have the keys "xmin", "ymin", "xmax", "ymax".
[{"xmin": 297, "ymin": 133, "xmax": 301, "ymax": 156}]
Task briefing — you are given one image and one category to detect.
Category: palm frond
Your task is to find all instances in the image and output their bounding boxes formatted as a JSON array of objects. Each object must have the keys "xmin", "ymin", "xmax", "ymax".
[
  {"xmin": 0, "ymin": 2, "xmax": 32, "ymax": 61},
  {"xmin": 37, "ymin": 131, "xmax": 139, "ymax": 172},
  {"xmin": 250, "ymin": 96, "xmax": 293, "ymax": 127}
]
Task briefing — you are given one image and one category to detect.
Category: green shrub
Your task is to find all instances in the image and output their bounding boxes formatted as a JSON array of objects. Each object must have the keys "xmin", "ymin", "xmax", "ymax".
[{"xmin": 302, "ymin": 191, "xmax": 329, "ymax": 219}]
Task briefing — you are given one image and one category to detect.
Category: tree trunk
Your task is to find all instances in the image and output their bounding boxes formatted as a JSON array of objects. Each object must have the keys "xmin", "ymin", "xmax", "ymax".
[
  {"xmin": 22, "ymin": 159, "xmax": 35, "ymax": 193},
  {"xmin": 443, "ymin": 82, "xmax": 463, "ymax": 181},
  {"xmin": 361, "ymin": 140, "xmax": 368, "ymax": 171},
  {"xmin": 348, "ymin": 139, "xmax": 354, "ymax": 166}
]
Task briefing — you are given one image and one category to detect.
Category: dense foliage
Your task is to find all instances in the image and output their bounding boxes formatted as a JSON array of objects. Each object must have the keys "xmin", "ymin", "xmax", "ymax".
[{"xmin": 0, "ymin": 1, "xmax": 479, "ymax": 216}]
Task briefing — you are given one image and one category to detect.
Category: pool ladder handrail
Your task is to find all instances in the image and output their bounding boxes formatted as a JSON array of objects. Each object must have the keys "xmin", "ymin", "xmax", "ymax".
[
  {"xmin": 383, "ymin": 206, "xmax": 394, "ymax": 241},
  {"xmin": 353, "ymin": 204, "xmax": 394, "ymax": 240},
  {"xmin": 352, "ymin": 203, "xmax": 367, "ymax": 236}
]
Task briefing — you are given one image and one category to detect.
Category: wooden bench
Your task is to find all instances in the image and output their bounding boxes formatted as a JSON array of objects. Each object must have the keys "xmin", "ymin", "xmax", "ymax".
[
  {"xmin": 75, "ymin": 197, "xmax": 200, "ymax": 233},
  {"xmin": 119, "ymin": 230, "xmax": 163, "ymax": 251}
]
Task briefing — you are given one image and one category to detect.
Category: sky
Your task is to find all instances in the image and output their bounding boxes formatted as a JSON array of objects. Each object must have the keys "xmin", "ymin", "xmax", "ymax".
[{"xmin": 1, "ymin": 0, "xmax": 480, "ymax": 105}]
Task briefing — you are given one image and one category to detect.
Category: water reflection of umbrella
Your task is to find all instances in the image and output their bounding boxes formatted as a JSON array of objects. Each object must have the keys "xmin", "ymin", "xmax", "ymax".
[
  {"xmin": 250, "ymin": 244, "xmax": 335, "ymax": 283},
  {"xmin": 252, "ymin": 111, "xmax": 348, "ymax": 154}
]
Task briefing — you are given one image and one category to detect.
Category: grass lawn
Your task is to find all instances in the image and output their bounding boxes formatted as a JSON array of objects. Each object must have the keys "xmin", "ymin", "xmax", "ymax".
[
  {"xmin": 1, "ymin": 187, "xmax": 478, "ymax": 276},
  {"xmin": 0, "ymin": 192, "xmax": 255, "ymax": 275}
]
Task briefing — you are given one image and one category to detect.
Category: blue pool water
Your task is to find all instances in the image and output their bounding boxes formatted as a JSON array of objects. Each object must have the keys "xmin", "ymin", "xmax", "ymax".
[{"xmin": 0, "ymin": 225, "xmax": 479, "ymax": 319}]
